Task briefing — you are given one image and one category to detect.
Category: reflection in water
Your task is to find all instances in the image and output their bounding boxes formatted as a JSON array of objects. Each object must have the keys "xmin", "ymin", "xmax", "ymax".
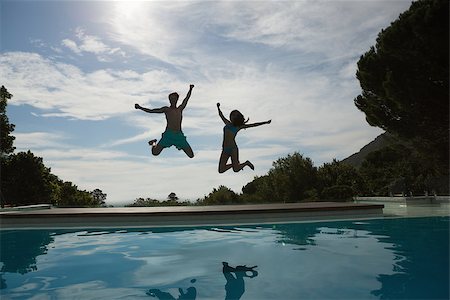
[
  {"xmin": 147, "ymin": 279, "xmax": 197, "ymax": 300},
  {"xmin": 146, "ymin": 261, "xmax": 259, "ymax": 300},
  {"xmin": 0, "ymin": 230, "xmax": 54, "ymax": 290},
  {"xmin": 0, "ymin": 274, "xmax": 6, "ymax": 290},
  {"xmin": 367, "ymin": 217, "xmax": 449, "ymax": 299},
  {"xmin": 0, "ymin": 217, "xmax": 448, "ymax": 299},
  {"xmin": 222, "ymin": 262, "xmax": 258, "ymax": 300},
  {"xmin": 0, "ymin": 230, "xmax": 53, "ymax": 275}
]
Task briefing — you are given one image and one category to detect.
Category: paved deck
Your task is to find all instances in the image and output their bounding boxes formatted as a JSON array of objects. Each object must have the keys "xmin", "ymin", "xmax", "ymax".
[{"xmin": 0, "ymin": 202, "xmax": 384, "ymax": 229}]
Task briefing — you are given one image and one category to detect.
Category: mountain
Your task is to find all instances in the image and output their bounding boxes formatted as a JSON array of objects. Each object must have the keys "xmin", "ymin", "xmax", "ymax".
[{"xmin": 341, "ymin": 132, "xmax": 398, "ymax": 168}]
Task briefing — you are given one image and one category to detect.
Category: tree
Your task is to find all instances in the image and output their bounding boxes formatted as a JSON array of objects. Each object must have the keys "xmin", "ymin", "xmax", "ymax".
[
  {"xmin": 354, "ymin": 0, "xmax": 449, "ymax": 173},
  {"xmin": 56, "ymin": 181, "xmax": 96, "ymax": 207},
  {"xmin": 91, "ymin": 188, "xmax": 107, "ymax": 207},
  {"xmin": 317, "ymin": 159, "xmax": 362, "ymax": 198},
  {"xmin": 0, "ymin": 85, "xmax": 15, "ymax": 156},
  {"xmin": 125, "ymin": 197, "xmax": 192, "ymax": 207},
  {"xmin": 0, "ymin": 85, "xmax": 16, "ymax": 207},
  {"xmin": 321, "ymin": 185, "xmax": 354, "ymax": 201},
  {"xmin": 357, "ymin": 143, "xmax": 436, "ymax": 196},
  {"xmin": 197, "ymin": 186, "xmax": 239, "ymax": 205},
  {"xmin": 241, "ymin": 175, "xmax": 274, "ymax": 203},
  {"xmin": 2, "ymin": 151, "xmax": 53, "ymax": 206},
  {"xmin": 267, "ymin": 152, "xmax": 318, "ymax": 202},
  {"xmin": 167, "ymin": 192, "xmax": 178, "ymax": 201}
]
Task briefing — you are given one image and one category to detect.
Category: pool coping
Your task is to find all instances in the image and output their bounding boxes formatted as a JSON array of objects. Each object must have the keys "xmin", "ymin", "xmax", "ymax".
[{"xmin": 0, "ymin": 202, "xmax": 384, "ymax": 229}]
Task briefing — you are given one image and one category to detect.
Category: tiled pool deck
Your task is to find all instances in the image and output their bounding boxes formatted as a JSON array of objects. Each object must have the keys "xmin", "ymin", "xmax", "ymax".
[{"xmin": 0, "ymin": 199, "xmax": 448, "ymax": 229}]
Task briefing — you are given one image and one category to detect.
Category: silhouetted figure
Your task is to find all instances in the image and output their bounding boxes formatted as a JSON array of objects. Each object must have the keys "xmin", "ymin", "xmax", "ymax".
[
  {"xmin": 217, "ymin": 103, "xmax": 271, "ymax": 173},
  {"xmin": 147, "ymin": 279, "xmax": 197, "ymax": 300},
  {"xmin": 147, "ymin": 289, "xmax": 176, "ymax": 300},
  {"xmin": 222, "ymin": 262, "xmax": 258, "ymax": 300},
  {"xmin": 135, "ymin": 85, "xmax": 195, "ymax": 158}
]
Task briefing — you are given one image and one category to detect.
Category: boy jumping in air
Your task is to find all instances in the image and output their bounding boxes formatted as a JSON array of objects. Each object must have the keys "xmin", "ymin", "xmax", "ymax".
[{"xmin": 135, "ymin": 85, "xmax": 195, "ymax": 158}]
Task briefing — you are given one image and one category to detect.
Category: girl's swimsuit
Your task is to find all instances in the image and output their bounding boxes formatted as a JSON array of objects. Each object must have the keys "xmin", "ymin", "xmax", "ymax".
[
  {"xmin": 222, "ymin": 124, "xmax": 239, "ymax": 155},
  {"xmin": 224, "ymin": 124, "xmax": 239, "ymax": 135}
]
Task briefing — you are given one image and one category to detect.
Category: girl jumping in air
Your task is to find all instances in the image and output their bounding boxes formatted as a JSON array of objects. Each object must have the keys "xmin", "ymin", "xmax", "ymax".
[{"xmin": 217, "ymin": 102, "xmax": 271, "ymax": 173}]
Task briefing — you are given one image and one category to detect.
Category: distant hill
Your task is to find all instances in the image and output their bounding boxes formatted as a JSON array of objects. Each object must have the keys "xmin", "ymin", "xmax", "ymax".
[{"xmin": 341, "ymin": 132, "xmax": 398, "ymax": 168}]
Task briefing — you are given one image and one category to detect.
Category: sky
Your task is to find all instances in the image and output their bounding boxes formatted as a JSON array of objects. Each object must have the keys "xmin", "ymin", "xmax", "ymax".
[{"xmin": 0, "ymin": 0, "xmax": 413, "ymax": 205}]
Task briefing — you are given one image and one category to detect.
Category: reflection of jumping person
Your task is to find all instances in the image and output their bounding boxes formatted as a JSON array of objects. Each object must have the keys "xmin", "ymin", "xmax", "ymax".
[
  {"xmin": 135, "ymin": 85, "xmax": 195, "ymax": 158},
  {"xmin": 147, "ymin": 279, "xmax": 197, "ymax": 300},
  {"xmin": 222, "ymin": 262, "xmax": 258, "ymax": 300},
  {"xmin": 217, "ymin": 103, "xmax": 271, "ymax": 173}
]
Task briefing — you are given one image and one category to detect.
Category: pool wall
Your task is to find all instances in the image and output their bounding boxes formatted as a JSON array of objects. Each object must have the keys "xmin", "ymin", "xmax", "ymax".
[{"xmin": 0, "ymin": 202, "xmax": 384, "ymax": 229}]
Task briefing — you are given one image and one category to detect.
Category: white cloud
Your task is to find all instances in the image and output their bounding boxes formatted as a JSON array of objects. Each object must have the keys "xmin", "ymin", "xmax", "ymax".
[
  {"xmin": 61, "ymin": 27, "xmax": 125, "ymax": 61},
  {"xmin": 13, "ymin": 132, "xmax": 70, "ymax": 150},
  {"xmin": 105, "ymin": 1, "xmax": 412, "ymax": 69},
  {"xmin": 62, "ymin": 39, "xmax": 82, "ymax": 54},
  {"xmin": 0, "ymin": 52, "xmax": 182, "ymax": 120}
]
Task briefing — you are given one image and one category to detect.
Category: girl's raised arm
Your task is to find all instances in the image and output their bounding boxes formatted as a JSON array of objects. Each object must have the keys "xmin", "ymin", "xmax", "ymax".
[
  {"xmin": 242, "ymin": 120, "xmax": 271, "ymax": 129},
  {"xmin": 217, "ymin": 103, "xmax": 231, "ymax": 124}
]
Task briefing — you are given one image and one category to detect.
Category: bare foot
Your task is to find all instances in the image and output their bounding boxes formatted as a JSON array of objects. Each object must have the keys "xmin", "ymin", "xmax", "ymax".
[
  {"xmin": 246, "ymin": 160, "xmax": 254, "ymax": 170},
  {"xmin": 148, "ymin": 139, "xmax": 157, "ymax": 146}
]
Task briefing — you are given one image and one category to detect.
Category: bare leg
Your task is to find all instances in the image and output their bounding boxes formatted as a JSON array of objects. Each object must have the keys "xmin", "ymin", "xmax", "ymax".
[
  {"xmin": 218, "ymin": 151, "xmax": 233, "ymax": 173},
  {"xmin": 230, "ymin": 149, "xmax": 254, "ymax": 172},
  {"xmin": 149, "ymin": 139, "xmax": 164, "ymax": 156},
  {"xmin": 182, "ymin": 144, "xmax": 194, "ymax": 158},
  {"xmin": 245, "ymin": 160, "xmax": 254, "ymax": 170}
]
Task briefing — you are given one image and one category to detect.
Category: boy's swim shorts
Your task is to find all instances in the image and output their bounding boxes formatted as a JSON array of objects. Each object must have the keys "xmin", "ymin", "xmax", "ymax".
[{"xmin": 159, "ymin": 129, "xmax": 190, "ymax": 150}]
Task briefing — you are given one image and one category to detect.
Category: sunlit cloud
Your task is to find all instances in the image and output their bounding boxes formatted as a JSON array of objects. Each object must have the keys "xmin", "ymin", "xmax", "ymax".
[
  {"xmin": 61, "ymin": 27, "xmax": 126, "ymax": 61},
  {"xmin": 0, "ymin": 52, "xmax": 181, "ymax": 120},
  {"xmin": 14, "ymin": 132, "xmax": 71, "ymax": 150}
]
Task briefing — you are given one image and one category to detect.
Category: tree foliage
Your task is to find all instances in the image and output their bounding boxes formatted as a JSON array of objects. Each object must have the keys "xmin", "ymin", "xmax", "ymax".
[
  {"xmin": 0, "ymin": 85, "xmax": 15, "ymax": 155},
  {"xmin": 1, "ymin": 151, "xmax": 106, "ymax": 207},
  {"xmin": 167, "ymin": 192, "xmax": 178, "ymax": 201},
  {"xmin": 197, "ymin": 185, "xmax": 239, "ymax": 205},
  {"xmin": 0, "ymin": 86, "xmax": 106, "ymax": 207},
  {"xmin": 354, "ymin": 0, "xmax": 449, "ymax": 173},
  {"xmin": 125, "ymin": 197, "xmax": 192, "ymax": 207},
  {"xmin": 317, "ymin": 159, "xmax": 362, "ymax": 195},
  {"xmin": 358, "ymin": 143, "xmax": 447, "ymax": 196},
  {"xmin": 267, "ymin": 152, "xmax": 318, "ymax": 202},
  {"xmin": 241, "ymin": 153, "xmax": 361, "ymax": 203},
  {"xmin": 2, "ymin": 151, "xmax": 53, "ymax": 206},
  {"xmin": 91, "ymin": 188, "xmax": 107, "ymax": 207}
]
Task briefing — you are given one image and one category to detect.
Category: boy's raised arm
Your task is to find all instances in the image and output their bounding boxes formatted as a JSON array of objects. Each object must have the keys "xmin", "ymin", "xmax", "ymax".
[
  {"xmin": 179, "ymin": 84, "xmax": 194, "ymax": 110},
  {"xmin": 135, "ymin": 103, "xmax": 166, "ymax": 113},
  {"xmin": 217, "ymin": 102, "xmax": 231, "ymax": 124},
  {"xmin": 242, "ymin": 119, "xmax": 271, "ymax": 129}
]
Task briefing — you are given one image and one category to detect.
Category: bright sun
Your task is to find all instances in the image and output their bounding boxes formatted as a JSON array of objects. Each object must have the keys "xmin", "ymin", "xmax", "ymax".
[{"xmin": 113, "ymin": 1, "xmax": 146, "ymax": 19}]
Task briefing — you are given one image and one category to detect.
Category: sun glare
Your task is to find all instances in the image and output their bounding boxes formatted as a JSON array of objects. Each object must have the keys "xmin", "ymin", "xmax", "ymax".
[{"xmin": 113, "ymin": 1, "xmax": 146, "ymax": 19}]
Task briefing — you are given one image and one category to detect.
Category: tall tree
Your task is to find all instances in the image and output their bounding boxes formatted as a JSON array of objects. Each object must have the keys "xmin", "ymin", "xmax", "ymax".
[
  {"xmin": 2, "ymin": 151, "xmax": 53, "ymax": 206},
  {"xmin": 0, "ymin": 85, "xmax": 15, "ymax": 155},
  {"xmin": 354, "ymin": 0, "xmax": 449, "ymax": 173}
]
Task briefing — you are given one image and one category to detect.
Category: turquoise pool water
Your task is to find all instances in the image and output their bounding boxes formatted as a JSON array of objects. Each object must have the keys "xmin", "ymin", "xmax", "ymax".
[{"xmin": 1, "ymin": 216, "xmax": 448, "ymax": 299}]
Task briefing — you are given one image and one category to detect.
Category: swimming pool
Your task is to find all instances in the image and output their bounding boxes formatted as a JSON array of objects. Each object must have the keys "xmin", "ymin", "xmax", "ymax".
[{"xmin": 1, "ymin": 216, "xmax": 448, "ymax": 299}]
